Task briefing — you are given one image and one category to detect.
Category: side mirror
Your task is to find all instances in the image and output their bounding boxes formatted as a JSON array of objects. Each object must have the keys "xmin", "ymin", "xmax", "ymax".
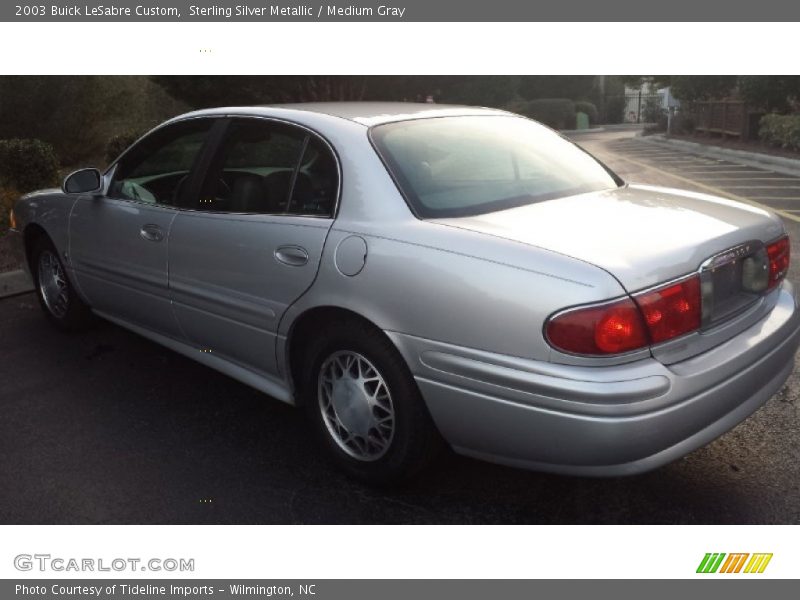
[{"xmin": 63, "ymin": 168, "xmax": 102, "ymax": 194}]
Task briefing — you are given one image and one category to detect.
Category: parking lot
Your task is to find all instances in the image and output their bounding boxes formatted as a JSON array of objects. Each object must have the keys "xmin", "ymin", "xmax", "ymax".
[
  {"xmin": 571, "ymin": 129, "xmax": 800, "ymax": 218},
  {"xmin": 1, "ymin": 128, "xmax": 799, "ymax": 525}
]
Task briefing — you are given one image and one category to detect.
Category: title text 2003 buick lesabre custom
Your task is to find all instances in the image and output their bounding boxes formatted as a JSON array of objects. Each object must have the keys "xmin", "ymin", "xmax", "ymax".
[{"xmin": 9, "ymin": 103, "xmax": 800, "ymax": 483}]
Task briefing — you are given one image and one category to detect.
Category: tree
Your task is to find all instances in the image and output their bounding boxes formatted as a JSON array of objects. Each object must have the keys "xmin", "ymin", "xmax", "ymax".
[
  {"xmin": 151, "ymin": 76, "xmax": 371, "ymax": 108},
  {"xmin": 738, "ymin": 76, "xmax": 800, "ymax": 112},
  {"xmin": 618, "ymin": 75, "xmax": 672, "ymax": 90},
  {"xmin": 615, "ymin": 76, "xmax": 737, "ymax": 101},
  {"xmin": 152, "ymin": 75, "xmax": 522, "ymax": 109},
  {"xmin": 0, "ymin": 76, "xmax": 186, "ymax": 165},
  {"xmin": 669, "ymin": 76, "xmax": 737, "ymax": 102},
  {"xmin": 517, "ymin": 75, "xmax": 595, "ymax": 101}
]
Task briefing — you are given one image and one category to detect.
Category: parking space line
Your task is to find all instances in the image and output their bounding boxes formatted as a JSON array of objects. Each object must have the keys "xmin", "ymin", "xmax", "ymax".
[
  {"xmin": 608, "ymin": 152, "xmax": 800, "ymax": 223},
  {"xmin": 622, "ymin": 152, "xmax": 688, "ymax": 158},
  {"xmin": 653, "ymin": 156, "xmax": 717, "ymax": 161},
  {"xmin": 612, "ymin": 147, "xmax": 675, "ymax": 152},
  {"xmin": 680, "ymin": 170, "xmax": 774, "ymax": 175},
  {"xmin": 610, "ymin": 145, "xmax": 682, "ymax": 152},
  {"xmin": 644, "ymin": 156, "xmax": 720, "ymax": 166},
  {"xmin": 634, "ymin": 160, "xmax": 726, "ymax": 168},
  {"xmin": 698, "ymin": 177, "xmax": 800, "ymax": 182},
  {"xmin": 722, "ymin": 185, "xmax": 800, "ymax": 189}
]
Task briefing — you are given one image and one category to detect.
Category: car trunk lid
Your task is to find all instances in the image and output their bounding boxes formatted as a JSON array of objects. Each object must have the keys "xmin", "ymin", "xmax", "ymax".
[
  {"xmin": 432, "ymin": 184, "xmax": 784, "ymax": 292},
  {"xmin": 432, "ymin": 184, "xmax": 787, "ymax": 363}
]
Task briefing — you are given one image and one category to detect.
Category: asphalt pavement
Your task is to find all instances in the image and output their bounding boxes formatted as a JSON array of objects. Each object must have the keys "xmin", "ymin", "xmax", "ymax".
[{"xmin": 1, "ymin": 128, "xmax": 799, "ymax": 524}]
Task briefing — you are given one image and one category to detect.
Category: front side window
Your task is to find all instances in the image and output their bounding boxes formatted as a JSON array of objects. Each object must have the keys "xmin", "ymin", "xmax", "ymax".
[
  {"xmin": 195, "ymin": 119, "xmax": 337, "ymax": 217},
  {"xmin": 370, "ymin": 115, "xmax": 622, "ymax": 219},
  {"xmin": 108, "ymin": 119, "xmax": 213, "ymax": 206}
]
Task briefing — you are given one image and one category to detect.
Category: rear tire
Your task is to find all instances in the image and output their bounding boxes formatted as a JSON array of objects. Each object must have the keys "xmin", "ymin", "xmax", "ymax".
[
  {"xmin": 31, "ymin": 236, "xmax": 93, "ymax": 331},
  {"xmin": 299, "ymin": 318, "xmax": 444, "ymax": 485}
]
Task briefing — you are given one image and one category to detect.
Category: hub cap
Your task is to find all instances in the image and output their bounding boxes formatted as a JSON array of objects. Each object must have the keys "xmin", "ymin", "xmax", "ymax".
[
  {"xmin": 318, "ymin": 350, "xmax": 395, "ymax": 461},
  {"xmin": 38, "ymin": 250, "xmax": 69, "ymax": 319}
]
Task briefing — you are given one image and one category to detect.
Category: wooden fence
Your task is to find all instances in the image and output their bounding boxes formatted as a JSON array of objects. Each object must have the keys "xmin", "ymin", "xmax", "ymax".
[{"xmin": 694, "ymin": 100, "xmax": 749, "ymax": 138}]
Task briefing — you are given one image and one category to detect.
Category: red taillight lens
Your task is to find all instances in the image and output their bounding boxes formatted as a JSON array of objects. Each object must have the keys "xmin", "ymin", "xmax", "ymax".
[
  {"xmin": 632, "ymin": 276, "xmax": 701, "ymax": 344},
  {"xmin": 766, "ymin": 235, "xmax": 790, "ymax": 290},
  {"xmin": 546, "ymin": 275, "xmax": 702, "ymax": 356},
  {"xmin": 546, "ymin": 297, "xmax": 649, "ymax": 355}
]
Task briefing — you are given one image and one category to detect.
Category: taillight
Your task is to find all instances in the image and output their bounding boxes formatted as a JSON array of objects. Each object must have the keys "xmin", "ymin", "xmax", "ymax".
[
  {"xmin": 766, "ymin": 235, "xmax": 790, "ymax": 290},
  {"xmin": 632, "ymin": 276, "xmax": 701, "ymax": 344},
  {"xmin": 546, "ymin": 275, "xmax": 702, "ymax": 356},
  {"xmin": 546, "ymin": 297, "xmax": 649, "ymax": 355}
]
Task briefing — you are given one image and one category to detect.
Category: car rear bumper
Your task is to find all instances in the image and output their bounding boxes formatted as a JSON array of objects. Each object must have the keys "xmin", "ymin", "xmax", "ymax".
[{"xmin": 387, "ymin": 283, "xmax": 800, "ymax": 476}]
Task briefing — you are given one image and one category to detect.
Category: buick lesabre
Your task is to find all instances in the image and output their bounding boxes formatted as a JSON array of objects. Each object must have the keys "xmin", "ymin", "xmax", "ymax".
[{"xmin": 10, "ymin": 103, "xmax": 800, "ymax": 482}]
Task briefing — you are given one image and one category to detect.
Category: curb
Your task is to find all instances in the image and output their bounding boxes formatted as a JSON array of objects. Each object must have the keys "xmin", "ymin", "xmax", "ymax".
[
  {"xmin": 642, "ymin": 135, "xmax": 800, "ymax": 178},
  {"xmin": 0, "ymin": 269, "xmax": 34, "ymax": 299}
]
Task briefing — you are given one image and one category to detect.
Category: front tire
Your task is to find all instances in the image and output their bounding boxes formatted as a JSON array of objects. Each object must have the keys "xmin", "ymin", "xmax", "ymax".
[
  {"xmin": 300, "ymin": 319, "xmax": 443, "ymax": 484},
  {"xmin": 32, "ymin": 236, "xmax": 93, "ymax": 331}
]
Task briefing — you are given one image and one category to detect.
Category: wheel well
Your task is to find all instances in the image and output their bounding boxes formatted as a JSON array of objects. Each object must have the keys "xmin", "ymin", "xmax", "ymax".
[
  {"xmin": 287, "ymin": 306, "xmax": 389, "ymax": 405},
  {"xmin": 23, "ymin": 223, "xmax": 49, "ymax": 272}
]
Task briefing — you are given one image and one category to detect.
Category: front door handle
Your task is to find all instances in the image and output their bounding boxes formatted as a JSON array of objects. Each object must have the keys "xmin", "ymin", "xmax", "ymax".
[
  {"xmin": 140, "ymin": 224, "xmax": 164, "ymax": 243},
  {"xmin": 275, "ymin": 245, "xmax": 309, "ymax": 267}
]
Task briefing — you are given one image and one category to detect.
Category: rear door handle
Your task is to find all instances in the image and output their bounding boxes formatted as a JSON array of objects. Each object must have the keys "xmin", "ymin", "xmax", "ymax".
[
  {"xmin": 275, "ymin": 245, "xmax": 309, "ymax": 266},
  {"xmin": 140, "ymin": 224, "xmax": 164, "ymax": 243}
]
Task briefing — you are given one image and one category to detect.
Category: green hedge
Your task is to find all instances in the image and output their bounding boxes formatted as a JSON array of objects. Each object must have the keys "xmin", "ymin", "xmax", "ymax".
[
  {"xmin": 574, "ymin": 101, "xmax": 599, "ymax": 125},
  {"xmin": 759, "ymin": 114, "xmax": 800, "ymax": 151},
  {"xmin": 505, "ymin": 98, "xmax": 577, "ymax": 130},
  {"xmin": 0, "ymin": 138, "xmax": 60, "ymax": 193}
]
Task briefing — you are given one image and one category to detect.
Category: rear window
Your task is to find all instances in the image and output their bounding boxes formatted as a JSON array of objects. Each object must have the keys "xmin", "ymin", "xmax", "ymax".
[{"xmin": 370, "ymin": 115, "xmax": 622, "ymax": 218}]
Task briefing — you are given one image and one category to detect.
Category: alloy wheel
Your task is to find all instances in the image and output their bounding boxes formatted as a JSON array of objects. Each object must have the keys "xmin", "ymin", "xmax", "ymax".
[
  {"xmin": 37, "ymin": 250, "xmax": 70, "ymax": 319},
  {"xmin": 317, "ymin": 350, "xmax": 396, "ymax": 461}
]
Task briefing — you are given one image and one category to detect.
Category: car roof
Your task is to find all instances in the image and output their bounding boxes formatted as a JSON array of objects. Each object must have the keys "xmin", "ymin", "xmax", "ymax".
[{"xmin": 177, "ymin": 102, "xmax": 512, "ymax": 127}]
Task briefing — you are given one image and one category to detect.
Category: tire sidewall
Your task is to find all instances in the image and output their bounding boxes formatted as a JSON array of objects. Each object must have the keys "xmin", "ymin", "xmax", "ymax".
[
  {"xmin": 31, "ymin": 237, "xmax": 90, "ymax": 331},
  {"xmin": 300, "ymin": 322, "xmax": 431, "ymax": 483}
]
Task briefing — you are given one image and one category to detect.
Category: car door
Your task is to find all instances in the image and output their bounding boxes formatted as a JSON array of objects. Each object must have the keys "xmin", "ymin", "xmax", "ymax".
[
  {"xmin": 168, "ymin": 117, "xmax": 339, "ymax": 376},
  {"xmin": 69, "ymin": 118, "xmax": 217, "ymax": 338}
]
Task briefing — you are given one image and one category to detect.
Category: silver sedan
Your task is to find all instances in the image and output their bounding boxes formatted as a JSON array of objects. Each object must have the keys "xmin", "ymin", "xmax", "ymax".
[{"xmin": 10, "ymin": 103, "xmax": 800, "ymax": 483}]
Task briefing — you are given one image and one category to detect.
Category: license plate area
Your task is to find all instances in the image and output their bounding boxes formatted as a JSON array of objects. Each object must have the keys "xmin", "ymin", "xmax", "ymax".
[{"xmin": 700, "ymin": 241, "xmax": 769, "ymax": 328}]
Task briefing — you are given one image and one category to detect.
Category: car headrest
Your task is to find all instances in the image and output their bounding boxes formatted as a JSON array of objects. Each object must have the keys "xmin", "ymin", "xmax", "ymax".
[
  {"xmin": 263, "ymin": 170, "xmax": 294, "ymax": 213},
  {"xmin": 229, "ymin": 174, "xmax": 267, "ymax": 213}
]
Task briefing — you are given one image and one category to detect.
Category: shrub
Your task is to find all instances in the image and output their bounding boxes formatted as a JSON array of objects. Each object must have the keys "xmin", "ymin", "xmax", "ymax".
[
  {"xmin": 602, "ymin": 95, "xmax": 626, "ymax": 124},
  {"xmin": 574, "ymin": 101, "xmax": 599, "ymax": 125},
  {"xmin": 759, "ymin": 114, "xmax": 800, "ymax": 151},
  {"xmin": 670, "ymin": 111, "xmax": 696, "ymax": 136},
  {"xmin": 643, "ymin": 116, "xmax": 668, "ymax": 136},
  {"xmin": 105, "ymin": 129, "xmax": 146, "ymax": 165},
  {"xmin": 0, "ymin": 138, "xmax": 60, "ymax": 193},
  {"xmin": 1, "ymin": 185, "xmax": 19, "ymax": 228},
  {"xmin": 505, "ymin": 98, "xmax": 576, "ymax": 130},
  {"xmin": 642, "ymin": 96, "xmax": 666, "ymax": 124}
]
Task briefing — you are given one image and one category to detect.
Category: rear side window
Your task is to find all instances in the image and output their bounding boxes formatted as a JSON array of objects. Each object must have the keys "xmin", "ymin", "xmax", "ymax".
[
  {"xmin": 109, "ymin": 119, "xmax": 213, "ymax": 206},
  {"xmin": 196, "ymin": 119, "xmax": 338, "ymax": 217},
  {"xmin": 289, "ymin": 137, "xmax": 339, "ymax": 216},
  {"xmin": 370, "ymin": 115, "xmax": 621, "ymax": 219}
]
